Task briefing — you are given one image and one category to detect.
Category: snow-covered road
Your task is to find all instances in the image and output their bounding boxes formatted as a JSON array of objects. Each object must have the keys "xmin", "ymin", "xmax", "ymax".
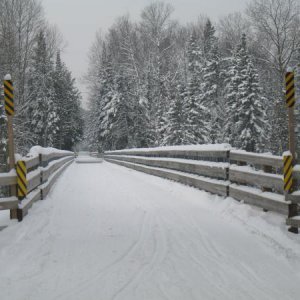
[{"xmin": 0, "ymin": 160, "xmax": 300, "ymax": 300}]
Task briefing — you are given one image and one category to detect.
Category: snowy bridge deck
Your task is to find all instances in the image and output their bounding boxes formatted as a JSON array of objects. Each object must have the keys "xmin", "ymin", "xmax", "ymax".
[{"xmin": 0, "ymin": 159, "xmax": 300, "ymax": 300}]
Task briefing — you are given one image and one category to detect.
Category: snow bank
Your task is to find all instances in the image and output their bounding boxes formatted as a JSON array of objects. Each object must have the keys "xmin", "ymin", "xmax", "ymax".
[{"xmin": 28, "ymin": 146, "xmax": 72, "ymax": 157}]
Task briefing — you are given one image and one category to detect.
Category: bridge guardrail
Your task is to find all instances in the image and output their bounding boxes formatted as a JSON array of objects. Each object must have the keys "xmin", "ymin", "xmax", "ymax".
[
  {"xmin": 104, "ymin": 147, "xmax": 298, "ymax": 226},
  {"xmin": 0, "ymin": 148, "xmax": 74, "ymax": 221}
]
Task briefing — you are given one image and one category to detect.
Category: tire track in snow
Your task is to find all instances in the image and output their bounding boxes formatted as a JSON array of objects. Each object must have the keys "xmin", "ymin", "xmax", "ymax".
[
  {"xmin": 54, "ymin": 211, "xmax": 148, "ymax": 300},
  {"xmin": 111, "ymin": 215, "xmax": 168, "ymax": 300}
]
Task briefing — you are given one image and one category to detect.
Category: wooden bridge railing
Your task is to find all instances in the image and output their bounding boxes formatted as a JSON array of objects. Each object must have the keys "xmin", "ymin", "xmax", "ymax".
[
  {"xmin": 105, "ymin": 146, "xmax": 300, "ymax": 231},
  {"xmin": 0, "ymin": 148, "xmax": 74, "ymax": 221}
]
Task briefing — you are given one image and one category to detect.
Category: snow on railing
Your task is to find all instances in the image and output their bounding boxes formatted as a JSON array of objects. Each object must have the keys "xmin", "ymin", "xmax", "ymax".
[
  {"xmin": 104, "ymin": 144, "xmax": 299, "ymax": 231},
  {"xmin": 0, "ymin": 147, "xmax": 74, "ymax": 220}
]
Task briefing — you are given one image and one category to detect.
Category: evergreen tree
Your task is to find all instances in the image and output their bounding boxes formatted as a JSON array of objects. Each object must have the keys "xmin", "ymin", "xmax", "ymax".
[
  {"xmin": 235, "ymin": 60, "xmax": 266, "ymax": 152},
  {"xmin": 201, "ymin": 19, "xmax": 222, "ymax": 143},
  {"xmin": 224, "ymin": 34, "xmax": 248, "ymax": 146},
  {"xmin": 53, "ymin": 52, "xmax": 83, "ymax": 150},
  {"xmin": 25, "ymin": 31, "xmax": 59, "ymax": 147},
  {"xmin": 163, "ymin": 84, "xmax": 186, "ymax": 145},
  {"xmin": 185, "ymin": 33, "xmax": 207, "ymax": 144}
]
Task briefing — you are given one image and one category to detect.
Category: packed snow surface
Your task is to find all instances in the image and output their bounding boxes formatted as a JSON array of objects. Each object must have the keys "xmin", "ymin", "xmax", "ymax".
[{"xmin": 0, "ymin": 160, "xmax": 300, "ymax": 300}]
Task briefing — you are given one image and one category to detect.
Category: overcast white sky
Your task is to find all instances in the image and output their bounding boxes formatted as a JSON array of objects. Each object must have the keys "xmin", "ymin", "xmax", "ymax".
[{"xmin": 42, "ymin": 0, "xmax": 248, "ymax": 105}]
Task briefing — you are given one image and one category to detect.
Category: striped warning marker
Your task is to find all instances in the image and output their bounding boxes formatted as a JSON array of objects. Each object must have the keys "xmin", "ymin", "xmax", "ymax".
[
  {"xmin": 4, "ymin": 79, "xmax": 14, "ymax": 116},
  {"xmin": 17, "ymin": 161, "xmax": 28, "ymax": 199},
  {"xmin": 285, "ymin": 71, "xmax": 295, "ymax": 108},
  {"xmin": 283, "ymin": 154, "xmax": 293, "ymax": 193}
]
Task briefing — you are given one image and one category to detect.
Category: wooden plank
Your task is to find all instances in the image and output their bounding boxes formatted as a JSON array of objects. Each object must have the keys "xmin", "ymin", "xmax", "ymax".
[
  {"xmin": 41, "ymin": 156, "xmax": 73, "ymax": 182},
  {"xmin": 0, "ymin": 197, "xmax": 18, "ymax": 210},
  {"xmin": 17, "ymin": 189, "xmax": 41, "ymax": 221},
  {"xmin": 229, "ymin": 185, "xmax": 290, "ymax": 215},
  {"xmin": 27, "ymin": 171, "xmax": 41, "ymax": 193},
  {"xmin": 105, "ymin": 155, "xmax": 228, "ymax": 179},
  {"xmin": 0, "ymin": 173, "xmax": 17, "ymax": 186},
  {"xmin": 106, "ymin": 158, "xmax": 229, "ymax": 197},
  {"xmin": 23, "ymin": 155, "xmax": 40, "ymax": 171},
  {"xmin": 286, "ymin": 217, "xmax": 300, "ymax": 228},
  {"xmin": 41, "ymin": 152, "xmax": 74, "ymax": 165},
  {"xmin": 286, "ymin": 193, "xmax": 300, "ymax": 204},
  {"xmin": 229, "ymin": 168, "xmax": 283, "ymax": 192},
  {"xmin": 230, "ymin": 151, "xmax": 282, "ymax": 169},
  {"xmin": 40, "ymin": 160, "xmax": 73, "ymax": 200},
  {"xmin": 292, "ymin": 169, "xmax": 300, "ymax": 181},
  {"xmin": 105, "ymin": 149, "xmax": 229, "ymax": 159}
]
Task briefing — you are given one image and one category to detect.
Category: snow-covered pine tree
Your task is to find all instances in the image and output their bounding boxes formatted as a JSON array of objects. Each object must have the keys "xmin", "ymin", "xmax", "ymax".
[
  {"xmin": 109, "ymin": 72, "xmax": 132, "ymax": 150},
  {"xmin": 163, "ymin": 83, "xmax": 186, "ymax": 145},
  {"xmin": 53, "ymin": 52, "xmax": 83, "ymax": 150},
  {"xmin": 185, "ymin": 32, "xmax": 207, "ymax": 144},
  {"xmin": 223, "ymin": 34, "xmax": 248, "ymax": 147},
  {"xmin": 25, "ymin": 31, "xmax": 59, "ymax": 147},
  {"xmin": 235, "ymin": 59, "xmax": 266, "ymax": 152},
  {"xmin": 201, "ymin": 19, "xmax": 222, "ymax": 143}
]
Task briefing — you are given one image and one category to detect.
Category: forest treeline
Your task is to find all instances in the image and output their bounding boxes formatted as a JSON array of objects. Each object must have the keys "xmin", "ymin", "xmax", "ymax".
[
  {"xmin": 0, "ymin": 0, "xmax": 83, "ymax": 163},
  {"xmin": 85, "ymin": 0, "xmax": 300, "ymax": 155}
]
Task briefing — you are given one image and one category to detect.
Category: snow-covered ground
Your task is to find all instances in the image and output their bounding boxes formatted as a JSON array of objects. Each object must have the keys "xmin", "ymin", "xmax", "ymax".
[{"xmin": 0, "ymin": 160, "xmax": 300, "ymax": 300}]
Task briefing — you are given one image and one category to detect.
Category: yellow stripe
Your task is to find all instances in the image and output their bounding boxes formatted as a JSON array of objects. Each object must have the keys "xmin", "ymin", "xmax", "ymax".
[
  {"xmin": 286, "ymin": 72, "xmax": 294, "ymax": 82},
  {"xmin": 18, "ymin": 161, "xmax": 27, "ymax": 174},
  {"xmin": 286, "ymin": 80, "xmax": 295, "ymax": 91},
  {"xmin": 287, "ymin": 100, "xmax": 295, "ymax": 108},
  {"xmin": 17, "ymin": 173, "xmax": 27, "ymax": 184},
  {"xmin": 4, "ymin": 80, "xmax": 13, "ymax": 91},
  {"xmin": 284, "ymin": 167, "xmax": 293, "ymax": 183},
  {"xmin": 5, "ymin": 105, "xmax": 14, "ymax": 116},
  {"xmin": 284, "ymin": 159, "xmax": 292, "ymax": 174},
  {"xmin": 4, "ymin": 96, "xmax": 14, "ymax": 108},
  {"xmin": 287, "ymin": 90, "xmax": 295, "ymax": 100},
  {"xmin": 285, "ymin": 180, "xmax": 293, "ymax": 192},
  {"xmin": 17, "ymin": 180, "xmax": 27, "ymax": 195},
  {"xmin": 4, "ymin": 88, "xmax": 14, "ymax": 99},
  {"xmin": 283, "ymin": 155, "xmax": 292, "ymax": 163}
]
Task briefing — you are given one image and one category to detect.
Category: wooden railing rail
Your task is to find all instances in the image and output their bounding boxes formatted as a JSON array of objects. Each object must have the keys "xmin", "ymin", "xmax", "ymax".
[
  {"xmin": 0, "ymin": 148, "xmax": 74, "ymax": 221},
  {"xmin": 104, "ymin": 147, "xmax": 298, "ymax": 228}
]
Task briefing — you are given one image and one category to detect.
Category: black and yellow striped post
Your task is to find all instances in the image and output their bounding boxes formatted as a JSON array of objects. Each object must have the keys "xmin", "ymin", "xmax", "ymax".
[
  {"xmin": 286, "ymin": 71, "xmax": 296, "ymax": 108},
  {"xmin": 285, "ymin": 70, "xmax": 296, "ymax": 159},
  {"xmin": 3, "ymin": 75, "xmax": 17, "ymax": 219},
  {"xmin": 3, "ymin": 76, "xmax": 14, "ymax": 116},
  {"xmin": 284, "ymin": 70, "xmax": 299, "ymax": 233},
  {"xmin": 16, "ymin": 161, "xmax": 28, "ymax": 200},
  {"xmin": 283, "ymin": 154, "xmax": 293, "ymax": 193}
]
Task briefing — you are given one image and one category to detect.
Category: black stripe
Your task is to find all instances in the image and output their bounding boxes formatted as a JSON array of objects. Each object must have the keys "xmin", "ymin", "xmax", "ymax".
[
  {"xmin": 287, "ymin": 94, "xmax": 295, "ymax": 101},
  {"xmin": 18, "ymin": 187, "xmax": 26, "ymax": 197},
  {"xmin": 284, "ymin": 157, "xmax": 292, "ymax": 167},
  {"xmin": 284, "ymin": 164, "xmax": 292, "ymax": 177},
  {"xmin": 286, "ymin": 87, "xmax": 295, "ymax": 96},
  {"xmin": 17, "ymin": 163, "xmax": 27, "ymax": 177},
  {"xmin": 18, "ymin": 176, "xmax": 27, "ymax": 189},
  {"xmin": 5, "ymin": 101, "xmax": 14, "ymax": 112},
  {"xmin": 284, "ymin": 173, "xmax": 292, "ymax": 189},
  {"xmin": 4, "ymin": 84, "xmax": 13, "ymax": 94},
  {"xmin": 5, "ymin": 108, "xmax": 14, "ymax": 116},
  {"xmin": 4, "ymin": 93, "xmax": 14, "ymax": 101}
]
